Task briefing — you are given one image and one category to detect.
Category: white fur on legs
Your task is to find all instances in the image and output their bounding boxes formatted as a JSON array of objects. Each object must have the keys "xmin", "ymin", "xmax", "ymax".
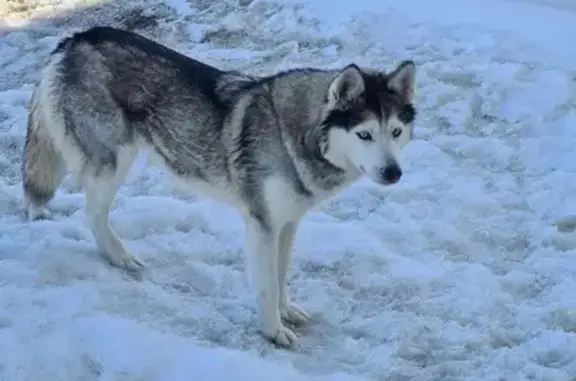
[
  {"xmin": 278, "ymin": 221, "xmax": 310, "ymax": 325},
  {"xmin": 244, "ymin": 216, "xmax": 297, "ymax": 347},
  {"xmin": 84, "ymin": 183, "xmax": 145, "ymax": 271},
  {"xmin": 82, "ymin": 148, "xmax": 144, "ymax": 271}
]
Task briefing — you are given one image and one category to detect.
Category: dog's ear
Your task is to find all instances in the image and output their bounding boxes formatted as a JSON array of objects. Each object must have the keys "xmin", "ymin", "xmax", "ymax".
[
  {"xmin": 387, "ymin": 60, "xmax": 416, "ymax": 102},
  {"xmin": 328, "ymin": 64, "xmax": 365, "ymax": 106}
]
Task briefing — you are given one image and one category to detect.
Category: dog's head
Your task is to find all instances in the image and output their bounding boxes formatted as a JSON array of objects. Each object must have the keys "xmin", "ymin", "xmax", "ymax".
[{"xmin": 318, "ymin": 61, "xmax": 416, "ymax": 185}]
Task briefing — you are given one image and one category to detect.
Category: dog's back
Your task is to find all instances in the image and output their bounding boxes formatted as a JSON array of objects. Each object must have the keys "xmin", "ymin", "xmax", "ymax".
[{"xmin": 51, "ymin": 26, "xmax": 231, "ymax": 112}]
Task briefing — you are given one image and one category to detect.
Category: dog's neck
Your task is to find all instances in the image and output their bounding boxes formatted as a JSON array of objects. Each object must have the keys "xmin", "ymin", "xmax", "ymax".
[
  {"xmin": 292, "ymin": 126, "xmax": 361, "ymax": 194},
  {"xmin": 265, "ymin": 69, "xmax": 363, "ymax": 194}
]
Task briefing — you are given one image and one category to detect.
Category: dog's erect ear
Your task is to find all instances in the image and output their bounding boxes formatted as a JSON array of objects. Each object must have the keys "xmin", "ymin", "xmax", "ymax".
[
  {"xmin": 328, "ymin": 64, "xmax": 365, "ymax": 106},
  {"xmin": 387, "ymin": 60, "xmax": 416, "ymax": 102}
]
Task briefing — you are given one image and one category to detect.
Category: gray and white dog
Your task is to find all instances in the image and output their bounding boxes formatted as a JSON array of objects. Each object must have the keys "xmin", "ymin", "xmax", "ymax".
[{"xmin": 22, "ymin": 26, "xmax": 417, "ymax": 347}]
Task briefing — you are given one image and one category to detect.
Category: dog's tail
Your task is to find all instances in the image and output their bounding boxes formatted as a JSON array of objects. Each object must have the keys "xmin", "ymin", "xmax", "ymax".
[
  {"xmin": 21, "ymin": 82, "xmax": 65, "ymax": 221},
  {"xmin": 554, "ymin": 215, "xmax": 576, "ymax": 232}
]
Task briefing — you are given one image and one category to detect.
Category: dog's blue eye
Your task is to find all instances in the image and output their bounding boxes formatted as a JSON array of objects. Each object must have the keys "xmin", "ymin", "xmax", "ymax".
[
  {"xmin": 392, "ymin": 128, "xmax": 402, "ymax": 138},
  {"xmin": 356, "ymin": 131, "xmax": 372, "ymax": 141}
]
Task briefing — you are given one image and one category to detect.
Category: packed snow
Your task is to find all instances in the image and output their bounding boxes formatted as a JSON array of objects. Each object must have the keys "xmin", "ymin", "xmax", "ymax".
[{"xmin": 1, "ymin": 0, "xmax": 576, "ymax": 379}]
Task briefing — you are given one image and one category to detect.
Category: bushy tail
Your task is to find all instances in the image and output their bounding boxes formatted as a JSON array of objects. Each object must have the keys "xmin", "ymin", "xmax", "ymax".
[
  {"xmin": 21, "ymin": 88, "xmax": 65, "ymax": 220},
  {"xmin": 554, "ymin": 215, "xmax": 576, "ymax": 233}
]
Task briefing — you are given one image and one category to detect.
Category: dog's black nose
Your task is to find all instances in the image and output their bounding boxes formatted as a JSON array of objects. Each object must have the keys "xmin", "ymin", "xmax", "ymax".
[{"xmin": 381, "ymin": 164, "xmax": 402, "ymax": 184}]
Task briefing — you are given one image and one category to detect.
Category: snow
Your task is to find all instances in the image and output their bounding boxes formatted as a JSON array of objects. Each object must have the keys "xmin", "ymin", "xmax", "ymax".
[{"xmin": 1, "ymin": 0, "xmax": 576, "ymax": 379}]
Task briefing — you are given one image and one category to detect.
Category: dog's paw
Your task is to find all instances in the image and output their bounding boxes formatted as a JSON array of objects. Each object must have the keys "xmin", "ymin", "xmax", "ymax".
[
  {"xmin": 118, "ymin": 253, "xmax": 147, "ymax": 272},
  {"xmin": 107, "ymin": 250, "xmax": 147, "ymax": 272},
  {"xmin": 281, "ymin": 302, "xmax": 311, "ymax": 326},
  {"xmin": 263, "ymin": 324, "xmax": 298, "ymax": 348}
]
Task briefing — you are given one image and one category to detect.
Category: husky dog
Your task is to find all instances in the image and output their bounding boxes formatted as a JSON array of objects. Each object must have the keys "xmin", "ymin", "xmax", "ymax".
[{"xmin": 22, "ymin": 26, "xmax": 417, "ymax": 347}]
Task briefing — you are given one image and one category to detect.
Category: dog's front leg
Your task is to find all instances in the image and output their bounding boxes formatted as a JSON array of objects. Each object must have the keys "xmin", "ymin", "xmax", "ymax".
[
  {"xmin": 244, "ymin": 216, "xmax": 297, "ymax": 347},
  {"xmin": 278, "ymin": 221, "xmax": 311, "ymax": 326}
]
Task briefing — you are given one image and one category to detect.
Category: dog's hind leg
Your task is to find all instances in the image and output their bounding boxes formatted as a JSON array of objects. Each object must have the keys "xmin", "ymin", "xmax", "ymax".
[
  {"xmin": 81, "ymin": 144, "xmax": 145, "ymax": 271},
  {"xmin": 50, "ymin": 74, "xmax": 146, "ymax": 271}
]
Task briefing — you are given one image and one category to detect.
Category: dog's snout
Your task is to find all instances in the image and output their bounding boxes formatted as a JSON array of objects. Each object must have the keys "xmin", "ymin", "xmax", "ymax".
[{"xmin": 380, "ymin": 164, "xmax": 402, "ymax": 184}]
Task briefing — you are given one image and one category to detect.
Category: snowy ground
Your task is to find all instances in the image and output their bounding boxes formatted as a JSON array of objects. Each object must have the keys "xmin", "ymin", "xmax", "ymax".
[{"xmin": 1, "ymin": 0, "xmax": 576, "ymax": 379}]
